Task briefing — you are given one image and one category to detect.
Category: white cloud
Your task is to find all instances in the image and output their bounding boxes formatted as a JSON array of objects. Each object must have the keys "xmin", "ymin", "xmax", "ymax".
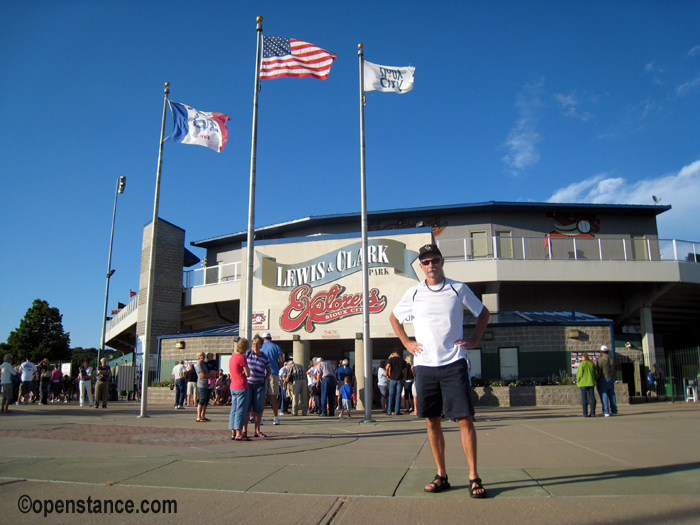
[
  {"xmin": 675, "ymin": 74, "xmax": 700, "ymax": 97},
  {"xmin": 628, "ymin": 96, "xmax": 661, "ymax": 121},
  {"xmin": 554, "ymin": 91, "xmax": 594, "ymax": 121},
  {"xmin": 547, "ymin": 160, "xmax": 700, "ymax": 241},
  {"xmin": 688, "ymin": 45, "xmax": 700, "ymax": 58},
  {"xmin": 555, "ymin": 92, "xmax": 577, "ymax": 107},
  {"xmin": 502, "ymin": 81, "xmax": 543, "ymax": 173},
  {"xmin": 644, "ymin": 60, "xmax": 664, "ymax": 86}
]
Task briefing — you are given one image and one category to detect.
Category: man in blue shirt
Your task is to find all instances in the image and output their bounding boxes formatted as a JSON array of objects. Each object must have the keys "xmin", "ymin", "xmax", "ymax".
[{"xmin": 260, "ymin": 332, "xmax": 284, "ymax": 425}]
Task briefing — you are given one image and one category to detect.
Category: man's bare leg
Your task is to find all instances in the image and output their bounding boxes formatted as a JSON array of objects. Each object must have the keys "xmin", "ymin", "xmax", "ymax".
[
  {"xmin": 457, "ymin": 416, "xmax": 485, "ymax": 495},
  {"xmin": 426, "ymin": 416, "xmax": 447, "ymax": 489}
]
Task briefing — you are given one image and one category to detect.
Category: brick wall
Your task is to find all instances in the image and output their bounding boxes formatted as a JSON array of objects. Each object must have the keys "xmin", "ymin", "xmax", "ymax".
[
  {"xmin": 137, "ymin": 220, "xmax": 185, "ymax": 360},
  {"xmin": 470, "ymin": 324, "xmax": 611, "ymax": 381}
]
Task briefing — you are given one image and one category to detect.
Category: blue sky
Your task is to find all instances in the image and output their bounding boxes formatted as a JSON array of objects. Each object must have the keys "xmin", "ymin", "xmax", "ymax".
[{"xmin": 1, "ymin": 1, "xmax": 699, "ymax": 349}]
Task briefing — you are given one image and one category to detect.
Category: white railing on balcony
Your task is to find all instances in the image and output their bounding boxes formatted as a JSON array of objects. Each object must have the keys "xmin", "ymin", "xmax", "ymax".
[
  {"xmin": 180, "ymin": 239, "xmax": 698, "ymax": 290},
  {"xmin": 105, "ymin": 294, "xmax": 138, "ymax": 333},
  {"xmin": 183, "ymin": 261, "xmax": 241, "ymax": 289},
  {"xmin": 436, "ymin": 237, "xmax": 700, "ymax": 263}
]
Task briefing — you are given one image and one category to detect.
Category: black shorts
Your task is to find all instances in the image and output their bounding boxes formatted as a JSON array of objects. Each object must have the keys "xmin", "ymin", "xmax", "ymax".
[{"xmin": 415, "ymin": 359, "xmax": 474, "ymax": 420}]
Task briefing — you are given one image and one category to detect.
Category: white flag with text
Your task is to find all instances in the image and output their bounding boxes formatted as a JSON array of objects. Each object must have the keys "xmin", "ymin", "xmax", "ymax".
[{"xmin": 364, "ymin": 60, "xmax": 415, "ymax": 94}]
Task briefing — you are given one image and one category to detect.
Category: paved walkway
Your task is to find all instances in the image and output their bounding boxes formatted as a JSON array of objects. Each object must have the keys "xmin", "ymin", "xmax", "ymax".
[{"xmin": 1, "ymin": 401, "xmax": 699, "ymax": 524}]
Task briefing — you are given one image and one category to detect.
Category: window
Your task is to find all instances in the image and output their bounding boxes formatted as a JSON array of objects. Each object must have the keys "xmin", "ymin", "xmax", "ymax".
[
  {"xmin": 630, "ymin": 234, "xmax": 648, "ymax": 261},
  {"xmin": 499, "ymin": 347, "xmax": 519, "ymax": 380},
  {"xmin": 470, "ymin": 231, "xmax": 489, "ymax": 258},
  {"xmin": 464, "ymin": 349, "xmax": 482, "ymax": 379},
  {"xmin": 496, "ymin": 230, "xmax": 513, "ymax": 259}
]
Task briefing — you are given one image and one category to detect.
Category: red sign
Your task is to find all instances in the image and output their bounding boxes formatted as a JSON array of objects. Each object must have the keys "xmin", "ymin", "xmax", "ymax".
[{"xmin": 280, "ymin": 284, "xmax": 387, "ymax": 333}]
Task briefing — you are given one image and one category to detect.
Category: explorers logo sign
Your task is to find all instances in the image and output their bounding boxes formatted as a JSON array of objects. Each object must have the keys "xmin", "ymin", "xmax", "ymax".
[
  {"xmin": 280, "ymin": 284, "xmax": 387, "ymax": 333},
  {"xmin": 256, "ymin": 238, "xmax": 419, "ymax": 334}
]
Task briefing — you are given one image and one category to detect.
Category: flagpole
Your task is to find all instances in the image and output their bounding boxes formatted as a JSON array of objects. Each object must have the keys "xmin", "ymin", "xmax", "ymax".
[
  {"xmin": 99, "ymin": 175, "xmax": 125, "ymax": 366},
  {"xmin": 358, "ymin": 43, "xmax": 373, "ymax": 422},
  {"xmin": 139, "ymin": 81, "xmax": 170, "ymax": 418},
  {"xmin": 244, "ymin": 16, "xmax": 263, "ymax": 342}
]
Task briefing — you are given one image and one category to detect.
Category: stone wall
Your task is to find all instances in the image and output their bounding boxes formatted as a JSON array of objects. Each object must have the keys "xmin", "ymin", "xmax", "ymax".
[
  {"xmin": 147, "ymin": 384, "xmax": 629, "ymax": 406},
  {"xmin": 473, "ymin": 383, "xmax": 629, "ymax": 407},
  {"xmin": 148, "ymin": 386, "xmax": 178, "ymax": 405}
]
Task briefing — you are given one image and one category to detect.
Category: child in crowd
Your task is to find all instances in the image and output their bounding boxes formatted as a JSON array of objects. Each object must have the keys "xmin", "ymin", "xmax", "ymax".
[{"xmin": 339, "ymin": 376, "xmax": 354, "ymax": 419}]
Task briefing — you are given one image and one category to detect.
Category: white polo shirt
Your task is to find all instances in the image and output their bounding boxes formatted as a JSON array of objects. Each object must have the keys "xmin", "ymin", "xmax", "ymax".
[{"xmin": 392, "ymin": 277, "xmax": 484, "ymax": 368}]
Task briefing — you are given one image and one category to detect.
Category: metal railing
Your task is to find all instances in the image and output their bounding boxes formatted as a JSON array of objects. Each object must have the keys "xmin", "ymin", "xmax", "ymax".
[
  {"xmin": 179, "ymin": 238, "xmax": 698, "ymax": 291},
  {"xmin": 650, "ymin": 346, "xmax": 700, "ymax": 401},
  {"xmin": 105, "ymin": 295, "xmax": 138, "ymax": 333},
  {"xmin": 183, "ymin": 261, "xmax": 241, "ymax": 289},
  {"xmin": 436, "ymin": 236, "xmax": 700, "ymax": 263}
]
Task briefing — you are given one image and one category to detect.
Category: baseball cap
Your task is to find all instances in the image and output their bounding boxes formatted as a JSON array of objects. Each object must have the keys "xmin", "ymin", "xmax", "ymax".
[
  {"xmin": 600, "ymin": 345, "xmax": 609, "ymax": 352},
  {"xmin": 262, "ymin": 332, "xmax": 272, "ymax": 339},
  {"xmin": 419, "ymin": 244, "xmax": 442, "ymax": 259}
]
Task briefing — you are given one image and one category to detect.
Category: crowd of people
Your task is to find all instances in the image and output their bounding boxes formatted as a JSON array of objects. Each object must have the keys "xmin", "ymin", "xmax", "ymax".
[
  {"xmin": 173, "ymin": 333, "xmax": 361, "ymax": 437},
  {"xmin": 376, "ymin": 351, "xmax": 416, "ymax": 415},
  {"xmin": 0, "ymin": 354, "xmax": 110, "ymax": 412}
]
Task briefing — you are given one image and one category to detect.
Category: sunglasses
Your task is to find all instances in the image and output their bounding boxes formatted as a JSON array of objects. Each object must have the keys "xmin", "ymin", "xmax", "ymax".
[{"xmin": 420, "ymin": 257, "xmax": 442, "ymax": 266}]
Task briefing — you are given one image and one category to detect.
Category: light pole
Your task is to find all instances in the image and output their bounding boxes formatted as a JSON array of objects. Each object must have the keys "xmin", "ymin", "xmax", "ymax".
[{"xmin": 99, "ymin": 176, "xmax": 126, "ymax": 365}]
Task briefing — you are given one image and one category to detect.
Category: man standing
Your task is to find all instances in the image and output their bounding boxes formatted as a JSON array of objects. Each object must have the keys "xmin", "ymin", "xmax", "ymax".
[
  {"xmin": 94, "ymin": 358, "xmax": 111, "ymax": 409},
  {"xmin": 390, "ymin": 244, "xmax": 489, "ymax": 498},
  {"xmin": 185, "ymin": 363, "xmax": 197, "ymax": 407},
  {"xmin": 315, "ymin": 357, "xmax": 337, "ymax": 417},
  {"xmin": 78, "ymin": 361, "xmax": 93, "ymax": 407},
  {"xmin": 2, "ymin": 354, "xmax": 18, "ymax": 413},
  {"xmin": 172, "ymin": 359, "xmax": 187, "ymax": 409},
  {"xmin": 260, "ymin": 332, "xmax": 284, "ymax": 425},
  {"xmin": 596, "ymin": 345, "xmax": 618, "ymax": 417},
  {"xmin": 287, "ymin": 358, "xmax": 308, "ymax": 416},
  {"xmin": 18, "ymin": 357, "xmax": 37, "ymax": 405},
  {"xmin": 386, "ymin": 350, "xmax": 406, "ymax": 415}
]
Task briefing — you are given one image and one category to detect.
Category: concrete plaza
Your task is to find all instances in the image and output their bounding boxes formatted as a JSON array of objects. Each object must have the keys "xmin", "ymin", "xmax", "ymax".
[{"xmin": 0, "ymin": 400, "xmax": 698, "ymax": 524}]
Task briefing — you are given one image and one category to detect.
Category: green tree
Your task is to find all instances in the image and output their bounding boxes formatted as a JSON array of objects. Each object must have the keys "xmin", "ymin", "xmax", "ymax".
[
  {"xmin": 71, "ymin": 347, "xmax": 98, "ymax": 371},
  {"xmin": 6, "ymin": 299, "xmax": 71, "ymax": 363}
]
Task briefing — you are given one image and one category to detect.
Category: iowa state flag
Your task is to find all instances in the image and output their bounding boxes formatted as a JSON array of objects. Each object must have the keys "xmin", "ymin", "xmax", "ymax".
[{"xmin": 165, "ymin": 101, "xmax": 230, "ymax": 152}]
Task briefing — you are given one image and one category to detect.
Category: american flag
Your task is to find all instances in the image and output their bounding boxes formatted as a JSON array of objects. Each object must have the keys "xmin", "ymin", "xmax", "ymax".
[{"xmin": 261, "ymin": 36, "xmax": 337, "ymax": 80}]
